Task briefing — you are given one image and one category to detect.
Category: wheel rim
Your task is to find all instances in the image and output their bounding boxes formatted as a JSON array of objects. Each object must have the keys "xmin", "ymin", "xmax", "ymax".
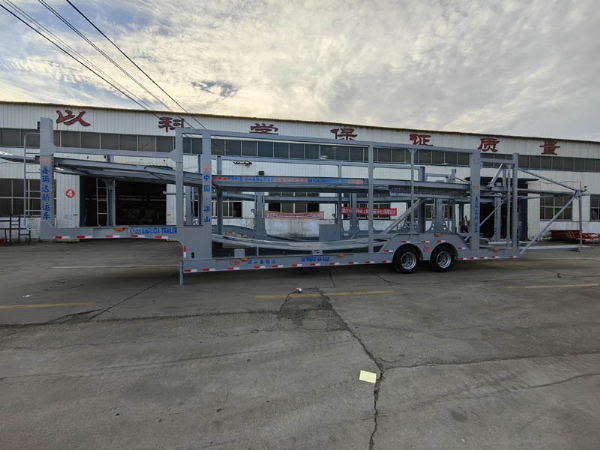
[
  {"xmin": 401, "ymin": 252, "xmax": 417, "ymax": 270},
  {"xmin": 436, "ymin": 251, "xmax": 452, "ymax": 269}
]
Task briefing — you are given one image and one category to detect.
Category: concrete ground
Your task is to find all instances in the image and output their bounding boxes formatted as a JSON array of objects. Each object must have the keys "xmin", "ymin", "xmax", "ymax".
[{"xmin": 0, "ymin": 240, "xmax": 599, "ymax": 449}]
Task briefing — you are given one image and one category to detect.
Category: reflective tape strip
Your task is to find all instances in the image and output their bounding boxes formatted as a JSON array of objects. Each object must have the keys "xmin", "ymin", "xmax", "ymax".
[
  {"xmin": 383, "ymin": 249, "xmax": 391, "ymax": 253},
  {"xmin": 154, "ymin": 236, "xmax": 169, "ymax": 239},
  {"xmin": 253, "ymin": 265, "xmax": 266, "ymax": 269},
  {"xmin": 509, "ymin": 255, "xmax": 516, "ymax": 258},
  {"xmin": 130, "ymin": 234, "xmax": 144, "ymax": 238},
  {"xmin": 202, "ymin": 268, "xmax": 215, "ymax": 272},
  {"xmin": 292, "ymin": 263, "xmax": 302, "ymax": 267},
  {"xmin": 329, "ymin": 262, "xmax": 339, "ymax": 266},
  {"xmin": 105, "ymin": 235, "xmax": 121, "ymax": 238},
  {"xmin": 348, "ymin": 261, "xmax": 355, "ymax": 265},
  {"xmin": 183, "ymin": 246, "xmax": 187, "ymax": 258},
  {"xmin": 272, "ymin": 265, "xmax": 283, "ymax": 268},
  {"xmin": 54, "ymin": 236, "xmax": 70, "ymax": 240},
  {"xmin": 381, "ymin": 260, "xmax": 389, "ymax": 264},
  {"xmin": 401, "ymin": 240, "xmax": 410, "ymax": 243},
  {"xmin": 227, "ymin": 267, "xmax": 240, "ymax": 271},
  {"xmin": 309, "ymin": 263, "xmax": 320, "ymax": 267},
  {"xmin": 76, "ymin": 235, "xmax": 93, "ymax": 239},
  {"xmin": 421, "ymin": 240, "xmax": 429, "ymax": 244},
  {"xmin": 183, "ymin": 269, "xmax": 197, "ymax": 273}
]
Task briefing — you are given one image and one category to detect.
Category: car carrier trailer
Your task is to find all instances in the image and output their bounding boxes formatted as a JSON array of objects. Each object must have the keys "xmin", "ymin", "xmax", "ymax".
[{"xmin": 5, "ymin": 118, "xmax": 586, "ymax": 284}]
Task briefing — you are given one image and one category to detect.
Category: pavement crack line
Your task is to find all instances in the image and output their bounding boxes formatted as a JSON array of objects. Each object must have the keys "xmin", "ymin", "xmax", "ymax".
[
  {"xmin": 315, "ymin": 288, "xmax": 383, "ymax": 450},
  {"xmin": 88, "ymin": 272, "xmax": 178, "ymax": 321},
  {"xmin": 328, "ymin": 267, "xmax": 336, "ymax": 288}
]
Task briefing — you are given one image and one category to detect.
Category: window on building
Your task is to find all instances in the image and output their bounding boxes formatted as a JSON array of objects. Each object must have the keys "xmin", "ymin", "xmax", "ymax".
[
  {"xmin": 335, "ymin": 146, "xmax": 350, "ymax": 161},
  {"xmin": 211, "ymin": 200, "xmax": 242, "ymax": 218},
  {"xmin": 225, "ymin": 140, "xmax": 241, "ymax": 156},
  {"xmin": 242, "ymin": 141, "xmax": 257, "ymax": 157},
  {"xmin": 22, "ymin": 130, "xmax": 40, "ymax": 148},
  {"xmin": 101, "ymin": 134, "xmax": 119, "ymax": 150},
  {"xmin": 305, "ymin": 144, "xmax": 319, "ymax": 160},
  {"xmin": 61, "ymin": 131, "xmax": 81, "ymax": 147},
  {"xmin": 591, "ymin": 195, "xmax": 600, "ymax": 221},
  {"xmin": 81, "ymin": 132, "xmax": 100, "ymax": 149},
  {"xmin": 290, "ymin": 143, "xmax": 304, "ymax": 159},
  {"xmin": 424, "ymin": 202, "xmax": 450, "ymax": 220},
  {"xmin": 120, "ymin": 135, "xmax": 137, "ymax": 151},
  {"xmin": 268, "ymin": 192, "xmax": 319, "ymax": 213},
  {"xmin": 351, "ymin": 147, "xmax": 366, "ymax": 162},
  {"xmin": 258, "ymin": 142, "xmax": 273, "ymax": 158},
  {"xmin": 417, "ymin": 150, "xmax": 432, "ymax": 164},
  {"xmin": 157, "ymin": 136, "xmax": 174, "ymax": 152},
  {"xmin": 320, "ymin": 146, "xmax": 335, "ymax": 160},
  {"xmin": 0, "ymin": 178, "xmax": 40, "ymax": 216},
  {"xmin": 540, "ymin": 194, "xmax": 573, "ymax": 220},
  {"xmin": 274, "ymin": 143, "xmax": 289, "ymax": 158},
  {"xmin": 138, "ymin": 135, "xmax": 156, "ymax": 152},
  {"xmin": 375, "ymin": 147, "xmax": 391, "ymax": 163},
  {"xmin": 0, "ymin": 129, "xmax": 21, "ymax": 146}
]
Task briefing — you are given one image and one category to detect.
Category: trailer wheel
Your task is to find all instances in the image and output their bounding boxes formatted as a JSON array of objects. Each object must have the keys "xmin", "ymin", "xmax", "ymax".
[
  {"xmin": 393, "ymin": 247, "xmax": 419, "ymax": 274},
  {"xmin": 429, "ymin": 246, "xmax": 455, "ymax": 272}
]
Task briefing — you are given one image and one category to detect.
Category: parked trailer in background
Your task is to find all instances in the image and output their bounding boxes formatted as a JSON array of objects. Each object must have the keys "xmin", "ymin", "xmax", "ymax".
[{"xmin": 3, "ymin": 118, "xmax": 585, "ymax": 284}]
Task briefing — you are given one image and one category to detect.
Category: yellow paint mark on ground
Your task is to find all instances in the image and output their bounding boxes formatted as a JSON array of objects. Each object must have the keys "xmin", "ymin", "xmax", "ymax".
[
  {"xmin": 506, "ymin": 283, "xmax": 600, "ymax": 289},
  {"xmin": 329, "ymin": 290, "xmax": 394, "ymax": 296},
  {"xmin": 254, "ymin": 290, "xmax": 393, "ymax": 299},
  {"xmin": 359, "ymin": 370, "xmax": 378, "ymax": 384},
  {"xmin": 0, "ymin": 302, "xmax": 96, "ymax": 310}
]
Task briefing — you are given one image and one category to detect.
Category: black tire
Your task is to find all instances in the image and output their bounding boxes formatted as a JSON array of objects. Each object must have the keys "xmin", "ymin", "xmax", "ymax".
[
  {"xmin": 393, "ymin": 247, "xmax": 419, "ymax": 274},
  {"xmin": 429, "ymin": 246, "xmax": 455, "ymax": 272}
]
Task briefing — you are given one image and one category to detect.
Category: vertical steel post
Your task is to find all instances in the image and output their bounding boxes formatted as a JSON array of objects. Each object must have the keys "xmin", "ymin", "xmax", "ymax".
[
  {"xmin": 410, "ymin": 149, "xmax": 415, "ymax": 234},
  {"xmin": 511, "ymin": 153, "xmax": 519, "ymax": 249},
  {"xmin": 216, "ymin": 155, "xmax": 223, "ymax": 234},
  {"xmin": 367, "ymin": 144, "xmax": 374, "ymax": 253},
  {"xmin": 174, "ymin": 130, "xmax": 184, "ymax": 227},
  {"xmin": 578, "ymin": 190, "xmax": 583, "ymax": 252},
  {"xmin": 469, "ymin": 151, "xmax": 481, "ymax": 250},
  {"xmin": 39, "ymin": 118, "xmax": 55, "ymax": 228}
]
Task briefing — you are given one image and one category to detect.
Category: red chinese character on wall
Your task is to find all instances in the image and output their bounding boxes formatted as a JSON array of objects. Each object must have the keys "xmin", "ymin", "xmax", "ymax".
[
  {"xmin": 409, "ymin": 133, "xmax": 431, "ymax": 146},
  {"xmin": 331, "ymin": 128, "xmax": 357, "ymax": 140},
  {"xmin": 478, "ymin": 138, "xmax": 500, "ymax": 153},
  {"xmin": 158, "ymin": 117, "xmax": 185, "ymax": 132},
  {"xmin": 56, "ymin": 110, "xmax": 90, "ymax": 127},
  {"xmin": 540, "ymin": 140, "xmax": 560, "ymax": 155},
  {"xmin": 250, "ymin": 123, "xmax": 279, "ymax": 134}
]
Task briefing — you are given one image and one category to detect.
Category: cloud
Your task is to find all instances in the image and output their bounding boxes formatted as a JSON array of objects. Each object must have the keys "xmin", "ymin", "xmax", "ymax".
[{"xmin": 0, "ymin": 0, "xmax": 599, "ymax": 141}]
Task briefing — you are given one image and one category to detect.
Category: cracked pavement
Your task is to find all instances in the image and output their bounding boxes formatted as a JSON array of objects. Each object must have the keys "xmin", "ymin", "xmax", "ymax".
[{"xmin": 1, "ymin": 240, "xmax": 599, "ymax": 449}]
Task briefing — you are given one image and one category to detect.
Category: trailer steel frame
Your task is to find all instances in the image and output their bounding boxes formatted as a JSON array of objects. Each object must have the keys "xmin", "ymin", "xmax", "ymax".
[{"xmin": 8, "ymin": 118, "xmax": 585, "ymax": 284}]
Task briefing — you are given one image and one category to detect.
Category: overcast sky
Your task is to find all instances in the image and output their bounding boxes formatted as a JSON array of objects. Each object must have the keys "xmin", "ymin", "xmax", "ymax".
[{"xmin": 1, "ymin": 0, "xmax": 599, "ymax": 141}]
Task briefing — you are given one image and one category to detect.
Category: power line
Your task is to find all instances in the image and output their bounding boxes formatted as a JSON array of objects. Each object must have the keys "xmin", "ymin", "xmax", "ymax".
[
  {"xmin": 38, "ymin": 0, "xmax": 170, "ymax": 111},
  {"xmin": 0, "ymin": 2, "xmax": 155, "ymax": 112},
  {"xmin": 3, "ymin": 0, "xmax": 152, "ymax": 111},
  {"xmin": 65, "ymin": 0, "xmax": 207, "ymax": 130}
]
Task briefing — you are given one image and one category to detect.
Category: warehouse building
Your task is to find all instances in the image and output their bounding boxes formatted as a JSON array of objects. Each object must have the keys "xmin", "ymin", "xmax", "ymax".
[{"xmin": 1, "ymin": 101, "xmax": 599, "ymax": 241}]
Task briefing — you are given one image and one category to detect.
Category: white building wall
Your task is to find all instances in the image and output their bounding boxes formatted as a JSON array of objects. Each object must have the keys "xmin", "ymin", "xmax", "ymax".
[{"xmin": 2, "ymin": 102, "xmax": 600, "ymax": 238}]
